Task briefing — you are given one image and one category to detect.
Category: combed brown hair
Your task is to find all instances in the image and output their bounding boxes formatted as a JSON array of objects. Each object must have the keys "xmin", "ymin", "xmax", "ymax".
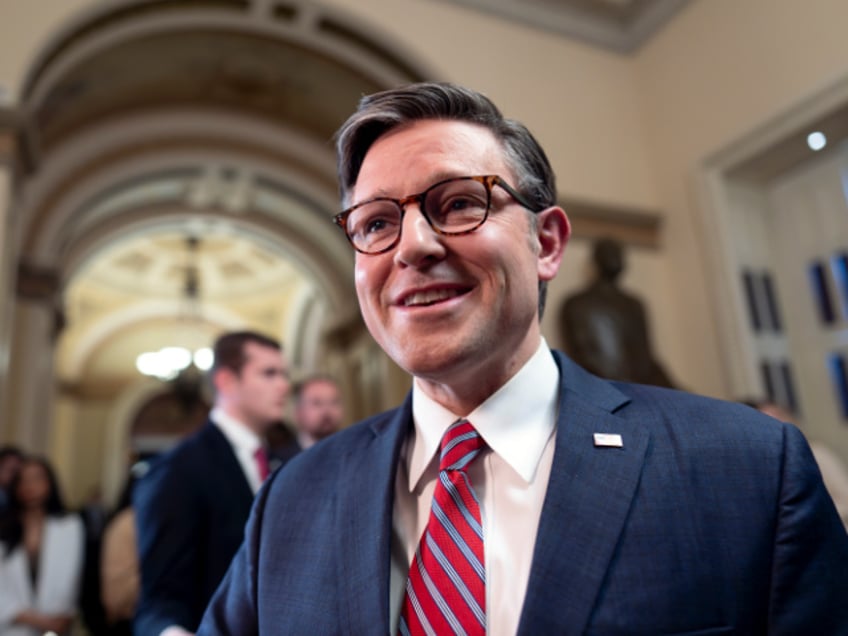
[{"xmin": 212, "ymin": 331, "xmax": 281, "ymax": 376}]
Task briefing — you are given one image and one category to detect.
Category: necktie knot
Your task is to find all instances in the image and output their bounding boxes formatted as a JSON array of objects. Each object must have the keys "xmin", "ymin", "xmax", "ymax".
[{"xmin": 439, "ymin": 419, "xmax": 484, "ymax": 473}]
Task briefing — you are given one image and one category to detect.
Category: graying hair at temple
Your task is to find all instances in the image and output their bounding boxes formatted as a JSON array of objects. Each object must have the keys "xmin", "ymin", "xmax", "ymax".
[{"xmin": 334, "ymin": 81, "xmax": 558, "ymax": 318}]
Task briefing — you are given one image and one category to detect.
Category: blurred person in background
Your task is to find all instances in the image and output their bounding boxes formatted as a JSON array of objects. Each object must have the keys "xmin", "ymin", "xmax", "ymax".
[
  {"xmin": 78, "ymin": 485, "xmax": 109, "ymax": 635},
  {"xmin": 0, "ymin": 447, "xmax": 23, "ymax": 515},
  {"xmin": 100, "ymin": 461, "xmax": 149, "ymax": 636},
  {"xmin": 275, "ymin": 374, "xmax": 344, "ymax": 464},
  {"xmin": 133, "ymin": 330, "xmax": 291, "ymax": 636},
  {"xmin": 0, "ymin": 455, "xmax": 85, "ymax": 636}
]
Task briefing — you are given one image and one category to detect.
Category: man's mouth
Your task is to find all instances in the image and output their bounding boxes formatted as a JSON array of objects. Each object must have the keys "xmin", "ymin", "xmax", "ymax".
[{"xmin": 401, "ymin": 288, "xmax": 467, "ymax": 307}]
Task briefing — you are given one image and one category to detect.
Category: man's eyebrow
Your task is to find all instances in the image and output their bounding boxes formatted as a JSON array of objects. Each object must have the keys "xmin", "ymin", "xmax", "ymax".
[{"xmin": 355, "ymin": 171, "xmax": 467, "ymax": 202}]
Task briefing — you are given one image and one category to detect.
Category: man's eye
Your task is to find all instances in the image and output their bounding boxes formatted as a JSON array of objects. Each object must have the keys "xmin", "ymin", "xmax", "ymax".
[
  {"xmin": 437, "ymin": 194, "xmax": 486, "ymax": 220},
  {"xmin": 446, "ymin": 195, "xmax": 477, "ymax": 211},
  {"xmin": 365, "ymin": 217, "xmax": 389, "ymax": 234},
  {"xmin": 356, "ymin": 210, "xmax": 398, "ymax": 237}
]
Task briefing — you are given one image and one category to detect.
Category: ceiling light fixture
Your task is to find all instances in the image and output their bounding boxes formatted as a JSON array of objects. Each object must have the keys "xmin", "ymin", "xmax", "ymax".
[
  {"xmin": 135, "ymin": 235, "xmax": 213, "ymax": 381},
  {"xmin": 807, "ymin": 131, "xmax": 827, "ymax": 152}
]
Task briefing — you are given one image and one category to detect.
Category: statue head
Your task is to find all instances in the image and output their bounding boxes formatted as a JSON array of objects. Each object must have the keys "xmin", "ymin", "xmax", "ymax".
[{"xmin": 593, "ymin": 238, "xmax": 624, "ymax": 282}]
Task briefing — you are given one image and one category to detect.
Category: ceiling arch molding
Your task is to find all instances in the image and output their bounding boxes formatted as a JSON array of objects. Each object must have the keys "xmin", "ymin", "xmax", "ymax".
[
  {"xmin": 10, "ymin": 0, "xmax": 436, "ymax": 351},
  {"xmin": 14, "ymin": 109, "xmax": 357, "ymax": 314},
  {"xmin": 5, "ymin": 0, "xmax": 435, "ymax": 442},
  {"xmin": 56, "ymin": 206, "xmax": 350, "ymax": 310},
  {"xmin": 18, "ymin": 109, "xmax": 341, "ymax": 260},
  {"xmin": 17, "ymin": 0, "xmax": 434, "ymax": 162}
]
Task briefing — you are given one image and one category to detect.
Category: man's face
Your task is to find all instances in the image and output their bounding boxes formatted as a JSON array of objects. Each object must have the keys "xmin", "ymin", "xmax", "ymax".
[
  {"xmin": 295, "ymin": 380, "xmax": 343, "ymax": 441},
  {"xmin": 222, "ymin": 342, "xmax": 290, "ymax": 432},
  {"xmin": 351, "ymin": 119, "xmax": 566, "ymax": 394}
]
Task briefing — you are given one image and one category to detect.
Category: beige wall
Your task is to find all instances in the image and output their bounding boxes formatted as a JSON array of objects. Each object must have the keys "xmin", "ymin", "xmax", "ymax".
[
  {"xmin": 321, "ymin": 0, "xmax": 660, "ymax": 209},
  {"xmin": 53, "ymin": 394, "xmax": 112, "ymax": 506},
  {"xmin": 634, "ymin": 0, "xmax": 848, "ymax": 396},
  {"xmin": 0, "ymin": 0, "xmax": 92, "ymax": 101}
]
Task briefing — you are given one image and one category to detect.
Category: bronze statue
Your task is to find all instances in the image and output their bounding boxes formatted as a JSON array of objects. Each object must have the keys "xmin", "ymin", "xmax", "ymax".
[{"xmin": 560, "ymin": 237, "xmax": 675, "ymax": 388}]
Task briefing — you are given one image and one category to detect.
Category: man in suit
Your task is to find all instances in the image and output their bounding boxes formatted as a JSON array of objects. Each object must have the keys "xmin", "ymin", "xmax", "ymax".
[
  {"xmin": 199, "ymin": 83, "xmax": 848, "ymax": 635},
  {"xmin": 134, "ymin": 330, "xmax": 290, "ymax": 636},
  {"xmin": 272, "ymin": 374, "xmax": 344, "ymax": 465}
]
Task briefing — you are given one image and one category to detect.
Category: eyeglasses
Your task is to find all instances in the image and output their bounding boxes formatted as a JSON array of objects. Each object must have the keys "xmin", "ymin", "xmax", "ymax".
[{"xmin": 333, "ymin": 174, "xmax": 542, "ymax": 255}]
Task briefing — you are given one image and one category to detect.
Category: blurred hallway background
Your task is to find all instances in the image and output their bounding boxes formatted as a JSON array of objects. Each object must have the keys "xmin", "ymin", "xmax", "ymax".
[{"xmin": 1, "ymin": 0, "xmax": 848, "ymax": 509}]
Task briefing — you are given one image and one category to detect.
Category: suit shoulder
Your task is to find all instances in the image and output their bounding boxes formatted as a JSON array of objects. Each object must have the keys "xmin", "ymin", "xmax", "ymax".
[
  {"xmin": 135, "ymin": 425, "xmax": 226, "ymax": 501},
  {"xmin": 286, "ymin": 409, "xmax": 399, "ymax": 467},
  {"xmin": 148, "ymin": 424, "xmax": 222, "ymax": 469},
  {"xmin": 615, "ymin": 383, "xmax": 797, "ymax": 457},
  {"xmin": 264, "ymin": 407, "xmax": 403, "ymax": 491}
]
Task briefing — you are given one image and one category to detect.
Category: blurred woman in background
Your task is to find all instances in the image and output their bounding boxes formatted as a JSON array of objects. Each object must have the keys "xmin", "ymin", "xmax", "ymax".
[{"xmin": 0, "ymin": 456, "xmax": 84, "ymax": 636}]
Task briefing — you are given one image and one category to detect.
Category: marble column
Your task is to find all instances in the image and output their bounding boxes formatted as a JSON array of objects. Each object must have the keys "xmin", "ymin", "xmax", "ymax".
[
  {"xmin": 0, "ymin": 109, "xmax": 19, "ymax": 442},
  {"xmin": 6, "ymin": 263, "xmax": 64, "ymax": 452}
]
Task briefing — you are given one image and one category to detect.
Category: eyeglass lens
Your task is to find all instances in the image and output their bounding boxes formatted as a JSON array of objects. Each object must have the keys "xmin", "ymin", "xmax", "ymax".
[{"xmin": 346, "ymin": 177, "xmax": 490, "ymax": 253}]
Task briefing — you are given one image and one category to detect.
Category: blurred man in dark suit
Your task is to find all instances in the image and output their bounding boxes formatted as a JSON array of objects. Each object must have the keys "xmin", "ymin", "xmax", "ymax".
[{"xmin": 134, "ymin": 330, "xmax": 290, "ymax": 636}]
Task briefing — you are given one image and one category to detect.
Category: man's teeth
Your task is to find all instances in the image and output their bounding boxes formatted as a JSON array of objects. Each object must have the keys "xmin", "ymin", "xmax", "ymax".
[{"xmin": 403, "ymin": 289, "xmax": 462, "ymax": 306}]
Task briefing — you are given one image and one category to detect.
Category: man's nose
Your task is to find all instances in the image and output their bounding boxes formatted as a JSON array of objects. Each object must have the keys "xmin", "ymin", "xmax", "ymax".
[{"xmin": 393, "ymin": 205, "xmax": 445, "ymax": 267}]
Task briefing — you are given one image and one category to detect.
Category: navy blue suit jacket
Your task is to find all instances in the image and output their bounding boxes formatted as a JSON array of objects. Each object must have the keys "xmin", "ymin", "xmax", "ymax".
[
  {"xmin": 199, "ymin": 352, "xmax": 848, "ymax": 635},
  {"xmin": 134, "ymin": 421, "xmax": 255, "ymax": 635}
]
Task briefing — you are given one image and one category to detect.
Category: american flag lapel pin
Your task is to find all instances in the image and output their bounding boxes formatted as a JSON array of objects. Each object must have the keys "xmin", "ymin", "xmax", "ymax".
[{"xmin": 593, "ymin": 433, "xmax": 623, "ymax": 448}]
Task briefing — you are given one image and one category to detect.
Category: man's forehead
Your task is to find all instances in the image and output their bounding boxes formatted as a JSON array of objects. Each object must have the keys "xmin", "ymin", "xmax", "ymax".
[
  {"xmin": 302, "ymin": 379, "xmax": 339, "ymax": 395},
  {"xmin": 353, "ymin": 120, "xmax": 510, "ymax": 197},
  {"xmin": 243, "ymin": 341, "xmax": 285, "ymax": 363}
]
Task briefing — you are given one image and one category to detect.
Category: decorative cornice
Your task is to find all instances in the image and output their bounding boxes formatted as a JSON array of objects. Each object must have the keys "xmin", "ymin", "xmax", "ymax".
[
  {"xmin": 428, "ymin": 0, "xmax": 690, "ymax": 55},
  {"xmin": 560, "ymin": 196, "xmax": 662, "ymax": 249},
  {"xmin": 16, "ymin": 261, "xmax": 67, "ymax": 340},
  {"xmin": 16, "ymin": 261, "xmax": 61, "ymax": 301}
]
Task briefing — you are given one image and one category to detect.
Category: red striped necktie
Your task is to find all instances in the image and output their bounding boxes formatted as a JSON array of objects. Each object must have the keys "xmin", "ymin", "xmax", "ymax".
[{"xmin": 400, "ymin": 419, "xmax": 486, "ymax": 635}]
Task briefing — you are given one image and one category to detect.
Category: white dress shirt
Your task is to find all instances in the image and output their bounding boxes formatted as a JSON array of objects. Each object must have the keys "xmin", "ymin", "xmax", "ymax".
[
  {"xmin": 211, "ymin": 407, "xmax": 266, "ymax": 495},
  {"xmin": 390, "ymin": 339, "xmax": 560, "ymax": 635}
]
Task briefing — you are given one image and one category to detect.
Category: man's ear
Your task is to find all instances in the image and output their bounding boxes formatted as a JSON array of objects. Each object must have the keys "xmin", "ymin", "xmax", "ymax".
[
  {"xmin": 212, "ymin": 366, "xmax": 237, "ymax": 395},
  {"xmin": 536, "ymin": 206, "xmax": 570, "ymax": 282}
]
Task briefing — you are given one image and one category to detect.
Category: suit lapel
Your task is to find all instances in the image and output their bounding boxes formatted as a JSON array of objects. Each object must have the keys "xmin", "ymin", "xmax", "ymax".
[
  {"xmin": 331, "ymin": 353, "xmax": 650, "ymax": 634},
  {"xmin": 204, "ymin": 422, "xmax": 254, "ymax": 507},
  {"xmin": 518, "ymin": 354, "xmax": 651, "ymax": 635},
  {"xmin": 337, "ymin": 400, "xmax": 411, "ymax": 635}
]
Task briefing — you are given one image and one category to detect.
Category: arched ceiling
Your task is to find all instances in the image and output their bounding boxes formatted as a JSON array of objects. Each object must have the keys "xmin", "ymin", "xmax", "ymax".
[
  {"xmin": 16, "ymin": 0, "xmax": 426, "ymax": 392},
  {"xmin": 30, "ymin": 28, "xmax": 383, "ymax": 151},
  {"xmin": 21, "ymin": 0, "xmax": 430, "ymax": 156},
  {"xmin": 78, "ymin": 227, "xmax": 300, "ymax": 301},
  {"xmin": 58, "ymin": 227, "xmax": 307, "ymax": 391}
]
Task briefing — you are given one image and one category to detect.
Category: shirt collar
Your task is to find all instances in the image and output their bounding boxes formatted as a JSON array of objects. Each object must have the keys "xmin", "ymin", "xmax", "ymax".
[
  {"xmin": 211, "ymin": 407, "xmax": 263, "ymax": 454},
  {"xmin": 408, "ymin": 339, "xmax": 560, "ymax": 491}
]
